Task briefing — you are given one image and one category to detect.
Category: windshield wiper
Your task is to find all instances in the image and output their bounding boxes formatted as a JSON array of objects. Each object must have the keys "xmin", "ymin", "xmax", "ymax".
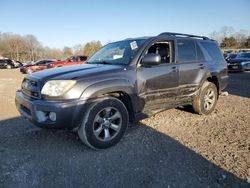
[{"xmin": 88, "ymin": 61, "xmax": 113, "ymax": 65}]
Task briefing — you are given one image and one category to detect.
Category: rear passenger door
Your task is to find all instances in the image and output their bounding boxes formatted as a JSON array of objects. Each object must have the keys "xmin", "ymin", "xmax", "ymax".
[{"xmin": 176, "ymin": 39, "xmax": 207, "ymax": 101}]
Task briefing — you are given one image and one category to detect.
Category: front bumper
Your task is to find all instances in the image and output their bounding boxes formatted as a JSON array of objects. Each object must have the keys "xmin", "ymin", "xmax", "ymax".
[{"xmin": 15, "ymin": 91, "xmax": 89, "ymax": 129}]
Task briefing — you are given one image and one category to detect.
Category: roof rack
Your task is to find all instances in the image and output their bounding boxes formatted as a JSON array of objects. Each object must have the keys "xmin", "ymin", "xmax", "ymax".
[{"xmin": 158, "ymin": 32, "xmax": 210, "ymax": 40}]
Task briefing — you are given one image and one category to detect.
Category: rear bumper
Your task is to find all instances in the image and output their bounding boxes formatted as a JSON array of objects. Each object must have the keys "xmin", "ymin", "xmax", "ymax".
[
  {"xmin": 228, "ymin": 64, "xmax": 244, "ymax": 72},
  {"xmin": 15, "ymin": 91, "xmax": 89, "ymax": 130},
  {"xmin": 219, "ymin": 75, "xmax": 229, "ymax": 91}
]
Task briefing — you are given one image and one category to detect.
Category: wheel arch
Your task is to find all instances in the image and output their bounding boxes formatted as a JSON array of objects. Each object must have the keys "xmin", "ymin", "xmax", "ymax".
[{"xmin": 81, "ymin": 79, "xmax": 137, "ymax": 122}]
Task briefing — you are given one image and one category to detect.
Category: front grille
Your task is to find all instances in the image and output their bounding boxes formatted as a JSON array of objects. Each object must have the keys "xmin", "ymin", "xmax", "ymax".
[{"xmin": 21, "ymin": 78, "xmax": 41, "ymax": 99}]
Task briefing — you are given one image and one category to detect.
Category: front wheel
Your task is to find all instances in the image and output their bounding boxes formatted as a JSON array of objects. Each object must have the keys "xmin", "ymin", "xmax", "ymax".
[
  {"xmin": 192, "ymin": 81, "xmax": 218, "ymax": 115},
  {"xmin": 78, "ymin": 97, "xmax": 129, "ymax": 149},
  {"xmin": 6, "ymin": 65, "xmax": 12, "ymax": 69}
]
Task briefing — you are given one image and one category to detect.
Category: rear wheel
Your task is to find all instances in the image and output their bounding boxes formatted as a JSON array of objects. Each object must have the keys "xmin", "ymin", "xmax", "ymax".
[
  {"xmin": 78, "ymin": 97, "xmax": 129, "ymax": 149},
  {"xmin": 192, "ymin": 81, "xmax": 218, "ymax": 115}
]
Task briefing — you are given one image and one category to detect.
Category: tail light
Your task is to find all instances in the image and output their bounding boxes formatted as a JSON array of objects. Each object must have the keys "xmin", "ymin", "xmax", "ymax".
[{"xmin": 225, "ymin": 61, "xmax": 228, "ymax": 75}]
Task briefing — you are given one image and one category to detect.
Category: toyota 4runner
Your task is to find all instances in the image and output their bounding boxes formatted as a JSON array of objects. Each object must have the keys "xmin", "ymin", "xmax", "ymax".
[{"xmin": 15, "ymin": 32, "xmax": 228, "ymax": 149}]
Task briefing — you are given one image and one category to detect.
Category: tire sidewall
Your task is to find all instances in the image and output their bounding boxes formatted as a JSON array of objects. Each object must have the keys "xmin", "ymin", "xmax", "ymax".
[
  {"xmin": 199, "ymin": 82, "xmax": 218, "ymax": 115},
  {"xmin": 79, "ymin": 97, "xmax": 129, "ymax": 149}
]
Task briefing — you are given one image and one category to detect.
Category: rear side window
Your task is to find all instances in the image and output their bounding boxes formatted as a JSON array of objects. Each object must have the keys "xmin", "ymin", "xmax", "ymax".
[
  {"xmin": 79, "ymin": 56, "xmax": 88, "ymax": 61},
  {"xmin": 200, "ymin": 41, "xmax": 223, "ymax": 60},
  {"xmin": 196, "ymin": 43, "xmax": 205, "ymax": 61},
  {"xmin": 177, "ymin": 40, "xmax": 196, "ymax": 62}
]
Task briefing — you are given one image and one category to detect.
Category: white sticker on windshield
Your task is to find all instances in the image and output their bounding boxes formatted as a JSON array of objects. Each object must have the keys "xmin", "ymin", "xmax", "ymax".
[{"xmin": 130, "ymin": 41, "xmax": 138, "ymax": 50}]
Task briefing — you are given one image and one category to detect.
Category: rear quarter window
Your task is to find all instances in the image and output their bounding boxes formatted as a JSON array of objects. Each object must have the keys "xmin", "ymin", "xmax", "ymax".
[{"xmin": 200, "ymin": 41, "xmax": 224, "ymax": 61}]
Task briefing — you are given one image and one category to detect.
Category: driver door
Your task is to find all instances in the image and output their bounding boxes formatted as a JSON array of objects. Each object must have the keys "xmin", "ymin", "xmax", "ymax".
[{"xmin": 137, "ymin": 40, "xmax": 179, "ymax": 116}]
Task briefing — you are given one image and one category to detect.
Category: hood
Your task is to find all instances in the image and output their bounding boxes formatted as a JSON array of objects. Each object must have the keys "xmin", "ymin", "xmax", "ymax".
[
  {"xmin": 28, "ymin": 64, "xmax": 125, "ymax": 82},
  {"xmin": 228, "ymin": 58, "xmax": 250, "ymax": 64}
]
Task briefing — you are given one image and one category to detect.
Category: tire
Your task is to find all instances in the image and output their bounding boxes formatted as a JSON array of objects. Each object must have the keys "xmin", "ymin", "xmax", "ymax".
[
  {"xmin": 6, "ymin": 65, "xmax": 12, "ymax": 69},
  {"xmin": 26, "ymin": 69, "xmax": 33, "ymax": 74},
  {"xmin": 192, "ymin": 81, "xmax": 218, "ymax": 115},
  {"xmin": 78, "ymin": 97, "xmax": 129, "ymax": 149}
]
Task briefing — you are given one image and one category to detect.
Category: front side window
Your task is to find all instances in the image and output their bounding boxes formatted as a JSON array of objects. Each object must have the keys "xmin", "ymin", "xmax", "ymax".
[
  {"xmin": 177, "ymin": 40, "xmax": 196, "ymax": 62},
  {"xmin": 87, "ymin": 39, "xmax": 146, "ymax": 65},
  {"xmin": 36, "ymin": 60, "xmax": 46, "ymax": 65},
  {"xmin": 146, "ymin": 41, "xmax": 172, "ymax": 64}
]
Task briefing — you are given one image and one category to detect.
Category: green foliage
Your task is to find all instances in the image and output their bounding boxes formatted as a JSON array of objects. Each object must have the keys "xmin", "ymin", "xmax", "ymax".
[
  {"xmin": 83, "ymin": 41, "xmax": 102, "ymax": 56},
  {"xmin": 220, "ymin": 37, "xmax": 239, "ymax": 48},
  {"xmin": 63, "ymin": 47, "xmax": 73, "ymax": 56},
  {"xmin": 245, "ymin": 37, "xmax": 250, "ymax": 48}
]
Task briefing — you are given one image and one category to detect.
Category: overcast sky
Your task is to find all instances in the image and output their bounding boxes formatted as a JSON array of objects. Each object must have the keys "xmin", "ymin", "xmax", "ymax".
[{"xmin": 0, "ymin": 0, "xmax": 249, "ymax": 48}]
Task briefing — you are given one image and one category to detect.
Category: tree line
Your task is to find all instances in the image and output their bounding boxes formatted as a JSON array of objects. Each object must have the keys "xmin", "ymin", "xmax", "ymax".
[
  {"xmin": 209, "ymin": 26, "xmax": 250, "ymax": 49},
  {"xmin": 1, "ymin": 27, "xmax": 250, "ymax": 62},
  {"xmin": 0, "ymin": 32, "xmax": 102, "ymax": 62}
]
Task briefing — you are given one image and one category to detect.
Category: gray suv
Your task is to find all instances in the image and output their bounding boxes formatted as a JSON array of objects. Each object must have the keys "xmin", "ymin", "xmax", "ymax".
[{"xmin": 15, "ymin": 32, "xmax": 228, "ymax": 149}]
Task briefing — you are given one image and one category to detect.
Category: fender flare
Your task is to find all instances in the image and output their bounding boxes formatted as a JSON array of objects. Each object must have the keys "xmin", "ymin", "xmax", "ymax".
[{"xmin": 80, "ymin": 78, "xmax": 136, "ymax": 102}]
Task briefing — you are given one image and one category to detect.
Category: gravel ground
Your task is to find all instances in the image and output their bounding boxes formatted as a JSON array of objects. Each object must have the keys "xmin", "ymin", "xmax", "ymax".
[{"xmin": 0, "ymin": 69, "xmax": 249, "ymax": 188}]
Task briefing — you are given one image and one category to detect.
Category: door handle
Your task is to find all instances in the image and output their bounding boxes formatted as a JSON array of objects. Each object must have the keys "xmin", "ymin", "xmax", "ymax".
[
  {"xmin": 172, "ymin": 66, "xmax": 177, "ymax": 72},
  {"xmin": 199, "ymin": 64, "xmax": 206, "ymax": 69}
]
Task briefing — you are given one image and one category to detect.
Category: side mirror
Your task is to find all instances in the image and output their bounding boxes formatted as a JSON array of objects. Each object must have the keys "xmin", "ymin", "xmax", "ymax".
[{"xmin": 141, "ymin": 54, "xmax": 161, "ymax": 67}]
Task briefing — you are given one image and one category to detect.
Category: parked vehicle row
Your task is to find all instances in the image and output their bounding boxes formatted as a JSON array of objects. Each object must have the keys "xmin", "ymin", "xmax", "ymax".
[
  {"xmin": 0, "ymin": 59, "xmax": 23, "ymax": 69},
  {"xmin": 19, "ymin": 55, "xmax": 88, "ymax": 74},
  {"xmin": 225, "ymin": 52, "xmax": 250, "ymax": 72}
]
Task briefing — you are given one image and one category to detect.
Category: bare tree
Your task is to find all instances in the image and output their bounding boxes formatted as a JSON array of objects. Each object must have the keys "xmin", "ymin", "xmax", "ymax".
[
  {"xmin": 234, "ymin": 29, "xmax": 249, "ymax": 47},
  {"xmin": 220, "ymin": 26, "xmax": 235, "ymax": 38},
  {"xmin": 24, "ymin": 34, "xmax": 41, "ymax": 61}
]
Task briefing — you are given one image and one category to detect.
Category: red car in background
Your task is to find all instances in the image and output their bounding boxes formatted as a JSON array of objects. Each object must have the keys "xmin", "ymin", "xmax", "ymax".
[
  {"xmin": 47, "ymin": 55, "xmax": 88, "ymax": 69},
  {"xmin": 20, "ymin": 59, "xmax": 57, "ymax": 74}
]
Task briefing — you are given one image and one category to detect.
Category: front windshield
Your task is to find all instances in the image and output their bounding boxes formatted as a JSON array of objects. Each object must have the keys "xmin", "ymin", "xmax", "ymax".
[
  {"xmin": 87, "ymin": 39, "xmax": 146, "ymax": 65},
  {"xmin": 237, "ymin": 53, "xmax": 250, "ymax": 58}
]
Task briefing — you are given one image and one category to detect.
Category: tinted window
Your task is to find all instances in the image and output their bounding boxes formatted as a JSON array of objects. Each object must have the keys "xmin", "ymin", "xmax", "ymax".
[
  {"xmin": 177, "ymin": 40, "xmax": 196, "ymax": 62},
  {"xmin": 196, "ymin": 43, "xmax": 205, "ymax": 61},
  {"xmin": 237, "ymin": 53, "xmax": 250, "ymax": 58},
  {"xmin": 79, "ymin": 56, "xmax": 87, "ymax": 61},
  {"xmin": 147, "ymin": 42, "xmax": 171, "ymax": 64},
  {"xmin": 200, "ymin": 41, "xmax": 223, "ymax": 60},
  {"xmin": 36, "ymin": 61, "xmax": 47, "ymax": 65}
]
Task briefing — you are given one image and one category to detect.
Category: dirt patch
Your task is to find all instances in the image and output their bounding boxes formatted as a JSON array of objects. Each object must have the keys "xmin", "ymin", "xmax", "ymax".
[{"xmin": 0, "ymin": 69, "xmax": 249, "ymax": 187}]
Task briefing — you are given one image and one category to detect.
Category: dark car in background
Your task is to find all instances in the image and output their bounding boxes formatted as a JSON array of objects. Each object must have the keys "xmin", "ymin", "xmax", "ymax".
[
  {"xmin": 227, "ymin": 52, "xmax": 250, "ymax": 72},
  {"xmin": 225, "ymin": 53, "xmax": 237, "ymax": 62},
  {"xmin": 20, "ymin": 59, "xmax": 57, "ymax": 74},
  {"xmin": 0, "ymin": 59, "xmax": 16, "ymax": 69}
]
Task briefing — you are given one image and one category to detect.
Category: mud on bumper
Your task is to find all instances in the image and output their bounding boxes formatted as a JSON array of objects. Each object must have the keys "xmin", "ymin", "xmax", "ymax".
[{"xmin": 15, "ymin": 91, "xmax": 88, "ymax": 130}]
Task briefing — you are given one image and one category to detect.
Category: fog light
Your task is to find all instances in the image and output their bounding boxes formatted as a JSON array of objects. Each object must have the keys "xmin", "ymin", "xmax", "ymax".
[
  {"xmin": 36, "ymin": 111, "xmax": 47, "ymax": 122},
  {"xmin": 49, "ymin": 112, "xmax": 56, "ymax": 121}
]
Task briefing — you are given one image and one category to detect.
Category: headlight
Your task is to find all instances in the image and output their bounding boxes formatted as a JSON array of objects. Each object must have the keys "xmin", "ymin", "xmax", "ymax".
[
  {"xmin": 241, "ymin": 61, "xmax": 250, "ymax": 66},
  {"xmin": 41, "ymin": 80, "xmax": 76, "ymax": 97}
]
